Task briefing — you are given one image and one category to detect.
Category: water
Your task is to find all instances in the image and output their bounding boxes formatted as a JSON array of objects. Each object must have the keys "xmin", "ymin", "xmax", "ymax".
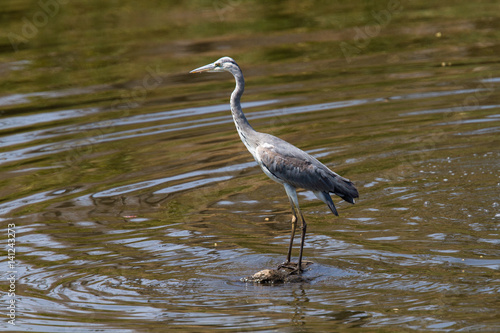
[{"xmin": 1, "ymin": 1, "xmax": 500, "ymax": 331}]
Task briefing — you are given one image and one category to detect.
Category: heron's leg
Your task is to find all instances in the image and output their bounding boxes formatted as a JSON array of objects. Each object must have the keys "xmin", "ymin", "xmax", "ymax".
[
  {"xmin": 285, "ymin": 198, "xmax": 298, "ymax": 263},
  {"xmin": 295, "ymin": 204, "xmax": 307, "ymax": 272},
  {"xmin": 279, "ymin": 206, "xmax": 306, "ymax": 274},
  {"xmin": 278, "ymin": 184, "xmax": 305, "ymax": 273}
]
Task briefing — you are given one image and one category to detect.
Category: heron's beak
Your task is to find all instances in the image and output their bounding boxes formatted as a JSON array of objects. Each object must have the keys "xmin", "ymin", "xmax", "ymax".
[{"xmin": 189, "ymin": 63, "xmax": 215, "ymax": 73}]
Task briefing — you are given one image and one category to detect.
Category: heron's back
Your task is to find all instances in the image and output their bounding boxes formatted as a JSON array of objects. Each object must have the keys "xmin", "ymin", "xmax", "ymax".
[{"xmin": 253, "ymin": 133, "xmax": 359, "ymax": 203}]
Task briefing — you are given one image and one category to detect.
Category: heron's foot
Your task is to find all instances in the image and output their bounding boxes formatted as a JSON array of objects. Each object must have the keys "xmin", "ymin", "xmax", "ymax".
[
  {"xmin": 277, "ymin": 260, "xmax": 313, "ymax": 274},
  {"xmin": 277, "ymin": 261, "xmax": 302, "ymax": 274}
]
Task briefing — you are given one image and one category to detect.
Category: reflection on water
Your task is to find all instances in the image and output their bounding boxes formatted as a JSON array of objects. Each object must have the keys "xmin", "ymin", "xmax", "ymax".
[{"xmin": 1, "ymin": 0, "xmax": 500, "ymax": 331}]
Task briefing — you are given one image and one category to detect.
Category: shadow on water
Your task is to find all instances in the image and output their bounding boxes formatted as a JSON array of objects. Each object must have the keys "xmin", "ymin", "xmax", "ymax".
[{"xmin": 1, "ymin": 0, "xmax": 500, "ymax": 331}]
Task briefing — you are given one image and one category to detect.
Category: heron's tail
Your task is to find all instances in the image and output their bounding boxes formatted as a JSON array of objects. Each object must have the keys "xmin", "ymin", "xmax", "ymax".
[
  {"xmin": 314, "ymin": 174, "xmax": 358, "ymax": 216},
  {"xmin": 329, "ymin": 175, "xmax": 359, "ymax": 204}
]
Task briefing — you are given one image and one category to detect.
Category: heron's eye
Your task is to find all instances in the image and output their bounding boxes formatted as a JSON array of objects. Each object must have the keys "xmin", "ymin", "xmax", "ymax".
[{"xmin": 214, "ymin": 63, "xmax": 220, "ymax": 67}]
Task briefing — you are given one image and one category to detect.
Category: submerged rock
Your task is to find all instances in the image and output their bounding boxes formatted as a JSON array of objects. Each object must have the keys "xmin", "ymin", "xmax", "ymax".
[{"xmin": 242, "ymin": 261, "xmax": 313, "ymax": 284}]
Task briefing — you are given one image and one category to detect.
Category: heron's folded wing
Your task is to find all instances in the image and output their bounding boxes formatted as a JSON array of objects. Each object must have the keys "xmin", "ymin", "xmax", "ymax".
[
  {"xmin": 257, "ymin": 144, "xmax": 333, "ymax": 191},
  {"xmin": 256, "ymin": 143, "xmax": 358, "ymax": 202}
]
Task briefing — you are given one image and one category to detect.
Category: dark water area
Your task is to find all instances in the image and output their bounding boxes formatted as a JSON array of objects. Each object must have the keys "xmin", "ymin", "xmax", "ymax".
[{"xmin": 1, "ymin": 0, "xmax": 499, "ymax": 332}]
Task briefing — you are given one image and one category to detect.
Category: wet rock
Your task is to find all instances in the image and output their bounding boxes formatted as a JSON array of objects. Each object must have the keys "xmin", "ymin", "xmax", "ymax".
[{"xmin": 242, "ymin": 261, "xmax": 313, "ymax": 284}]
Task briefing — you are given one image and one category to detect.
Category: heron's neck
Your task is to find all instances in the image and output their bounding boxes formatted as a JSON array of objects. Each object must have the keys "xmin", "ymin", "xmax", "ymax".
[{"xmin": 230, "ymin": 71, "xmax": 257, "ymax": 151}]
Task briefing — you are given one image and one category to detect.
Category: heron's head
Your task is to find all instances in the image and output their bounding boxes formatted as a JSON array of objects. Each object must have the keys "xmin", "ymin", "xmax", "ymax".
[{"xmin": 190, "ymin": 57, "xmax": 240, "ymax": 75}]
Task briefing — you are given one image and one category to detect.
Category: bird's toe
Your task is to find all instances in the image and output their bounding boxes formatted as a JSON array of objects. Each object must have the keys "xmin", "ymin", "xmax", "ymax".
[{"xmin": 277, "ymin": 261, "xmax": 301, "ymax": 274}]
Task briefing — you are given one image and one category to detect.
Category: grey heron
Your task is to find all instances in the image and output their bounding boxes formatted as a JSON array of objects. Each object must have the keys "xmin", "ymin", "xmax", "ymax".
[{"xmin": 190, "ymin": 57, "xmax": 358, "ymax": 273}]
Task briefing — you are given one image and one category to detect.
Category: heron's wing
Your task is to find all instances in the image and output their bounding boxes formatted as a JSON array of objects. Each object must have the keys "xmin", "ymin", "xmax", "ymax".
[{"xmin": 256, "ymin": 136, "xmax": 358, "ymax": 203}]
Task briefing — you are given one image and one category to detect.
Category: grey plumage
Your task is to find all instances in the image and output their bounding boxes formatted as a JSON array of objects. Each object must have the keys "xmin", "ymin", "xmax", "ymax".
[
  {"xmin": 190, "ymin": 57, "xmax": 358, "ymax": 273},
  {"xmin": 256, "ymin": 133, "xmax": 358, "ymax": 207}
]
